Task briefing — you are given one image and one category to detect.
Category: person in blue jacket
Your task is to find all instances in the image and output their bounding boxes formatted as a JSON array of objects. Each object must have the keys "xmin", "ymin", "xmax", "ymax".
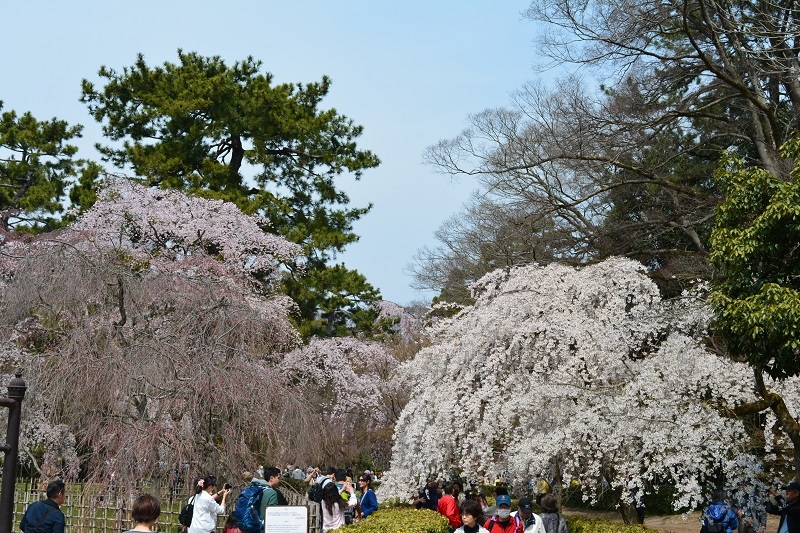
[
  {"xmin": 357, "ymin": 473, "xmax": 378, "ymax": 519},
  {"xmin": 702, "ymin": 490, "xmax": 738, "ymax": 533},
  {"xmin": 20, "ymin": 480, "xmax": 66, "ymax": 533}
]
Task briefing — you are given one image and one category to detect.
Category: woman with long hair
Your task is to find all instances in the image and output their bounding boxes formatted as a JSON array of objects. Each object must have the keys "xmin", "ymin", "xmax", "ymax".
[
  {"xmin": 188, "ymin": 475, "xmax": 230, "ymax": 533},
  {"xmin": 321, "ymin": 479, "xmax": 356, "ymax": 532},
  {"xmin": 126, "ymin": 494, "xmax": 161, "ymax": 533},
  {"xmin": 357, "ymin": 473, "xmax": 378, "ymax": 520}
]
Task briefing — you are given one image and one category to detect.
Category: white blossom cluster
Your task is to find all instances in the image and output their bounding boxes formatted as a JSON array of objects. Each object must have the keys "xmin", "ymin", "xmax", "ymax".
[{"xmin": 380, "ymin": 258, "xmax": 789, "ymax": 509}]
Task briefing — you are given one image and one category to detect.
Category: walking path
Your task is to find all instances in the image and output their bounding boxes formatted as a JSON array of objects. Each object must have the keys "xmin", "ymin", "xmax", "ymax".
[{"xmin": 565, "ymin": 508, "xmax": 778, "ymax": 533}]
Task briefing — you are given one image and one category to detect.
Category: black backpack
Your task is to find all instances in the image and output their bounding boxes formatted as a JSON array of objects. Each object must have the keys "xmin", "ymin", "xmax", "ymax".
[
  {"xmin": 308, "ymin": 477, "xmax": 331, "ymax": 503},
  {"xmin": 178, "ymin": 495, "xmax": 195, "ymax": 527},
  {"xmin": 704, "ymin": 508, "xmax": 729, "ymax": 533}
]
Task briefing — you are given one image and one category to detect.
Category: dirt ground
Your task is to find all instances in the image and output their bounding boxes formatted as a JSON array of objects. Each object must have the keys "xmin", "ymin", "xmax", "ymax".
[{"xmin": 563, "ymin": 508, "xmax": 778, "ymax": 533}]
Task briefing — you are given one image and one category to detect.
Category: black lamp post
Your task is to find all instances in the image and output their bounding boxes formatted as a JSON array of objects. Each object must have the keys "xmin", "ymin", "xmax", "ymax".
[{"xmin": 0, "ymin": 373, "xmax": 27, "ymax": 533}]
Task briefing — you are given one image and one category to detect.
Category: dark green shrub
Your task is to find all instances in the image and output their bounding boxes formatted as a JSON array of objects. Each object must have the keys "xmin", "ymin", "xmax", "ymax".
[
  {"xmin": 563, "ymin": 484, "xmax": 620, "ymax": 511},
  {"xmin": 562, "ymin": 484, "xmax": 693, "ymax": 515}
]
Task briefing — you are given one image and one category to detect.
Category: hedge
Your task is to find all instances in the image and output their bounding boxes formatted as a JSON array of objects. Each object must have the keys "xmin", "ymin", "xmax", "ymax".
[
  {"xmin": 340, "ymin": 508, "xmax": 449, "ymax": 533},
  {"xmin": 337, "ymin": 507, "xmax": 662, "ymax": 533},
  {"xmin": 566, "ymin": 516, "xmax": 662, "ymax": 533}
]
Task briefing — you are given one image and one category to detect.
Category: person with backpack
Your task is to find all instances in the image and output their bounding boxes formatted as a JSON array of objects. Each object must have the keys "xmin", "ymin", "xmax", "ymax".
[
  {"xmin": 321, "ymin": 478, "xmax": 357, "ymax": 531},
  {"xmin": 234, "ymin": 481, "xmax": 267, "ymax": 533},
  {"xmin": 257, "ymin": 467, "xmax": 287, "ymax": 520},
  {"xmin": 766, "ymin": 481, "xmax": 800, "ymax": 533},
  {"xmin": 512, "ymin": 497, "xmax": 545, "ymax": 533},
  {"xmin": 701, "ymin": 490, "xmax": 738, "ymax": 533},
  {"xmin": 483, "ymin": 494, "xmax": 523, "ymax": 533},
  {"xmin": 307, "ymin": 466, "xmax": 336, "ymax": 505},
  {"xmin": 539, "ymin": 494, "xmax": 568, "ymax": 533},
  {"xmin": 188, "ymin": 475, "xmax": 230, "ymax": 533}
]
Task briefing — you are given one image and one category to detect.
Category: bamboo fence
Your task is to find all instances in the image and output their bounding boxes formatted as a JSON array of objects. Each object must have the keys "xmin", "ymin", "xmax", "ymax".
[{"xmin": 4, "ymin": 479, "xmax": 321, "ymax": 533}]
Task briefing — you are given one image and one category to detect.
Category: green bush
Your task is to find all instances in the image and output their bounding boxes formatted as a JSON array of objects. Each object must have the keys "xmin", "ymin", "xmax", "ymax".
[
  {"xmin": 280, "ymin": 478, "xmax": 307, "ymax": 494},
  {"xmin": 340, "ymin": 508, "xmax": 449, "ymax": 533},
  {"xmin": 643, "ymin": 486, "xmax": 692, "ymax": 515},
  {"xmin": 566, "ymin": 516, "xmax": 661, "ymax": 533}
]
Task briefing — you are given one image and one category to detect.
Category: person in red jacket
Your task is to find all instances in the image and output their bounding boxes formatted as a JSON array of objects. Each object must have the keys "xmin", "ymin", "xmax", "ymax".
[
  {"xmin": 484, "ymin": 494, "xmax": 523, "ymax": 533},
  {"xmin": 438, "ymin": 482, "xmax": 462, "ymax": 531}
]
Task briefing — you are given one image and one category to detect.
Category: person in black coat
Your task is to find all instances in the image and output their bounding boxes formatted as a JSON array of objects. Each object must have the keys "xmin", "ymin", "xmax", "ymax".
[{"xmin": 766, "ymin": 480, "xmax": 800, "ymax": 533}]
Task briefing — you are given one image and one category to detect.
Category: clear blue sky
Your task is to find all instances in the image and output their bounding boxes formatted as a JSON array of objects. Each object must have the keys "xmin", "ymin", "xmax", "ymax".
[{"xmin": 2, "ymin": 1, "xmax": 544, "ymax": 305}]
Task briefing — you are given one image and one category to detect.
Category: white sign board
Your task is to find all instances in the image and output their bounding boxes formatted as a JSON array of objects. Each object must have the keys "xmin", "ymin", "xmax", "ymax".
[{"xmin": 264, "ymin": 505, "xmax": 308, "ymax": 533}]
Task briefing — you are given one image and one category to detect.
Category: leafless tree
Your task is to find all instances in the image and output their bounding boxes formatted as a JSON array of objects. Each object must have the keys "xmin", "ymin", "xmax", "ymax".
[{"xmin": 419, "ymin": 0, "xmax": 800, "ymax": 299}]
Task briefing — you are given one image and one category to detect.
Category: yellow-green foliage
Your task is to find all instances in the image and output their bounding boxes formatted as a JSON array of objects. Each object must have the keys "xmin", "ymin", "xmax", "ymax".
[
  {"xmin": 340, "ymin": 508, "xmax": 449, "ymax": 533},
  {"xmin": 566, "ymin": 516, "xmax": 662, "ymax": 533}
]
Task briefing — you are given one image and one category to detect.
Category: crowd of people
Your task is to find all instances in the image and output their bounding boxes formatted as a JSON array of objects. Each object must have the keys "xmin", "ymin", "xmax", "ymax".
[
  {"xmin": 16, "ymin": 474, "xmax": 800, "ymax": 533},
  {"xmin": 303, "ymin": 466, "xmax": 379, "ymax": 531},
  {"xmin": 699, "ymin": 482, "xmax": 800, "ymax": 533},
  {"xmin": 413, "ymin": 479, "xmax": 566, "ymax": 533}
]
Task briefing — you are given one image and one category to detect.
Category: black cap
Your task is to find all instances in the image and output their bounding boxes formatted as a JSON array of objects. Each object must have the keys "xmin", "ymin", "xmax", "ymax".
[
  {"xmin": 518, "ymin": 497, "xmax": 533, "ymax": 512},
  {"xmin": 782, "ymin": 481, "xmax": 800, "ymax": 492}
]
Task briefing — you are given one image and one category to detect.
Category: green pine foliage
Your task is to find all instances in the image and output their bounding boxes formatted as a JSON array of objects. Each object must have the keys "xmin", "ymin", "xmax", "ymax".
[
  {"xmin": 0, "ymin": 101, "xmax": 100, "ymax": 232},
  {"xmin": 81, "ymin": 50, "xmax": 382, "ymax": 336}
]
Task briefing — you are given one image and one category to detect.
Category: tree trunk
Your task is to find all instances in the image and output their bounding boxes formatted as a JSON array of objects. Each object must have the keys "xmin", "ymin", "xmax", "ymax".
[
  {"xmin": 553, "ymin": 454, "xmax": 563, "ymax": 510},
  {"xmin": 619, "ymin": 500, "xmax": 640, "ymax": 525}
]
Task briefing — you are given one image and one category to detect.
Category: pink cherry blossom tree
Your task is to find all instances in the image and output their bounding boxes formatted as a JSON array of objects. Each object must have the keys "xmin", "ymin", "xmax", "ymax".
[
  {"xmin": 0, "ymin": 179, "xmax": 314, "ymax": 482},
  {"xmin": 380, "ymin": 258, "xmax": 800, "ymax": 517}
]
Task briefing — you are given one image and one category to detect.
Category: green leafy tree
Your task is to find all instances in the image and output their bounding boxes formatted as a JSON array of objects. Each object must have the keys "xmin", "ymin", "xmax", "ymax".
[
  {"xmin": 0, "ymin": 101, "xmax": 100, "ymax": 232},
  {"xmin": 80, "ymin": 51, "xmax": 381, "ymax": 335},
  {"xmin": 709, "ymin": 135, "xmax": 800, "ymax": 474}
]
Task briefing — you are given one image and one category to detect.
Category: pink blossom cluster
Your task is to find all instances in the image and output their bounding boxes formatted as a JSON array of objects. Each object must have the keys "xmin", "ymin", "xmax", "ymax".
[
  {"xmin": 373, "ymin": 300, "xmax": 425, "ymax": 343},
  {"xmin": 280, "ymin": 337, "xmax": 401, "ymax": 427},
  {"xmin": 71, "ymin": 179, "xmax": 303, "ymax": 281}
]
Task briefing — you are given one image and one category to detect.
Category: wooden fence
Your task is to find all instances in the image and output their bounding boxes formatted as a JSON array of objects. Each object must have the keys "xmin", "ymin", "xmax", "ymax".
[{"xmin": 5, "ymin": 479, "xmax": 321, "ymax": 533}]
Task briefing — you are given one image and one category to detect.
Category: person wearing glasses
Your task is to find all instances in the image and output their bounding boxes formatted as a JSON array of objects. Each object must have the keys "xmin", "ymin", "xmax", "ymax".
[{"xmin": 357, "ymin": 474, "xmax": 378, "ymax": 520}]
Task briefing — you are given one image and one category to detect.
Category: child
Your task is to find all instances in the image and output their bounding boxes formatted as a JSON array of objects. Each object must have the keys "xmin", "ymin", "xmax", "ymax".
[{"xmin": 223, "ymin": 514, "xmax": 242, "ymax": 533}]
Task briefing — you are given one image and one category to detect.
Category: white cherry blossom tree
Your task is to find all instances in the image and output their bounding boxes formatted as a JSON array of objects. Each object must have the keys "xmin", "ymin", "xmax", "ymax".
[{"xmin": 381, "ymin": 258, "xmax": 800, "ymax": 514}]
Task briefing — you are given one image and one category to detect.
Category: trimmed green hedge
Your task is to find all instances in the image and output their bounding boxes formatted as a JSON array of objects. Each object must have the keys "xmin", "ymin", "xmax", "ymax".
[
  {"xmin": 338, "ymin": 507, "xmax": 661, "ymax": 533},
  {"xmin": 340, "ymin": 508, "xmax": 449, "ymax": 533},
  {"xmin": 566, "ymin": 516, "xmax": 661, "ymax": 533}
]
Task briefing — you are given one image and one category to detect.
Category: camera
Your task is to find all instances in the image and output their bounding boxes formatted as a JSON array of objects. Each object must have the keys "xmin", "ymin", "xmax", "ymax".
[{"xmin": 224, "ymin": 483, "xmax": 232, "ymax": 490}]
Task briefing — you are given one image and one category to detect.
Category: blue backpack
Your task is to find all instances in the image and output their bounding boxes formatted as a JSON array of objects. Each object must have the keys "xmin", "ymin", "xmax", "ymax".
[{"xmin": 234, "ymin": 485, "xmax": 265, "ymax": 533}]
